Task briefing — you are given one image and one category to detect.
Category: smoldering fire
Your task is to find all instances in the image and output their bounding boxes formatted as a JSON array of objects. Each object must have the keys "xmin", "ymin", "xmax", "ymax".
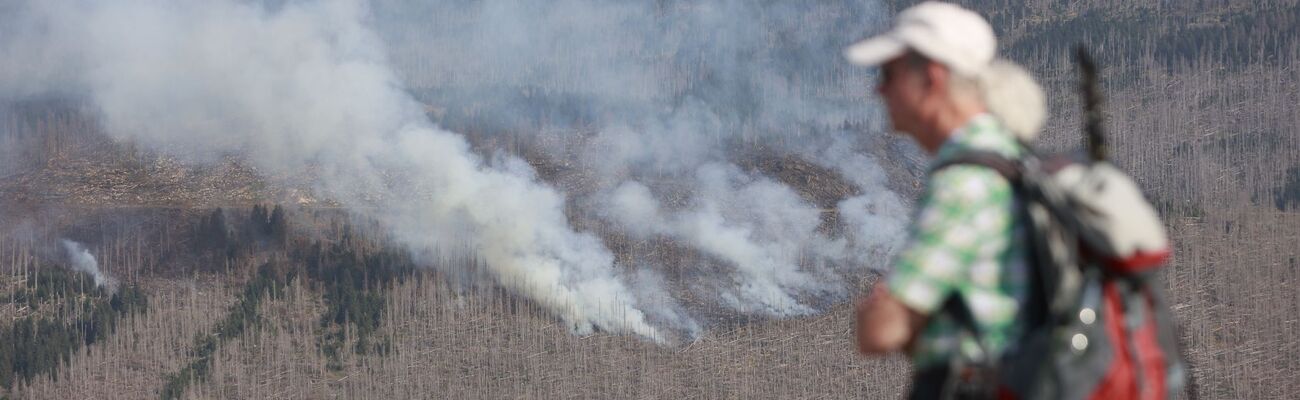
[
  {"xmin": 60, "ymin": 239, "xmax": 114, "ymax": 290},
  {"xmin": 1, "ymin": 0, "xmax": 907, "ymax": 341}
]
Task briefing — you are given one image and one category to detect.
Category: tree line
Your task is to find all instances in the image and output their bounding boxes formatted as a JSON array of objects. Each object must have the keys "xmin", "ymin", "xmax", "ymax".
[
  {"xmin": 161, "ymin": 260, "xmax": 291, "ymax": 400},
  {"xmin": 190, "ymin": 204, "xmax": 289, "ymax": 267},
  {"xmin": 0, "ymin": 265, "xmax": 147, "ymax": 389},
  {"xmin": 163, "ymin": 207, "xmax": 419, "ymax": 397}
]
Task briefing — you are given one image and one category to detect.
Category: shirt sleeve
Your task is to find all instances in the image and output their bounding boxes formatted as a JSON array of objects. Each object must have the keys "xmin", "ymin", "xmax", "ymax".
[{"xmin": 887, "ymin": 165, "xmax": 1015, "ymax": 315}]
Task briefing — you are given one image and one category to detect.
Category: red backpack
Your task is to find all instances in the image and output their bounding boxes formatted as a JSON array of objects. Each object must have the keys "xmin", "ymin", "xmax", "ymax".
[
  {"xmin": 911, "ymin": 48, "xmax": 1190, "ymax": 400},
  {"xmin": 926, "ymin": 150, "xmax": 1189, "ymax": 400}
]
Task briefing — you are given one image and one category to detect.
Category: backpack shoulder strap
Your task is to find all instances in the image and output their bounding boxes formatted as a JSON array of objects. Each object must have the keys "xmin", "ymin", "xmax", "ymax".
[
  {"xmin": 930, "ymin": 150, "xmax": 1023, "ymax": 183},
  {"xmin": 930, "ymin": 149, "xmax": 1044, "ymax": 353}
]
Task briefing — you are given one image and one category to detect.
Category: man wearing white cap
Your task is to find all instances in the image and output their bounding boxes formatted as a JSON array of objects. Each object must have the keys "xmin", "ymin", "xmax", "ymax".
[{"xmin": 847, "ymin": 2, "xmax": 1040, "ymax": 397}]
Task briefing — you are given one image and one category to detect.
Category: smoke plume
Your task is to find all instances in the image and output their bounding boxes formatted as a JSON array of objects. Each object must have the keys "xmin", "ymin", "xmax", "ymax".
[
  {"xmin": 60, "ymin": 239, "xmax": 114, "ymax": 289},
  {"xmin": 1, "ymin": 0, "xmax": 911, "ymax": 340}
]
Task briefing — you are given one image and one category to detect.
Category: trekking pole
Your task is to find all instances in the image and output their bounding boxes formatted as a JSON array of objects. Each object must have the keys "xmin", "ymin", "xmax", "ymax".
[{"xmin": 1074, "ymin": 46, "xmax": 1106, "ymax": 163}]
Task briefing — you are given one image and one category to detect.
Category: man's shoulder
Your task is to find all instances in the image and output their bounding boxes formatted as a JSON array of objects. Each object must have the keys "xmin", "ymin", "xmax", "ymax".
[
  {"xmin": 935, "ymin": 115, "xmax": 1024, "ymax": 162},
  {"xmin": 923, "ymin": 164, "xmax": 1015, "ymax": 206},
  {"xmin": 925, "ymin": 115, "xmax": 1022, "ymax": 204}
]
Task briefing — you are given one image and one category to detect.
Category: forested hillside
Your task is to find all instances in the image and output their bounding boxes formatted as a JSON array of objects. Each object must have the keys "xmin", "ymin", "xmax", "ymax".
[{"xmin": 0, "ymin": 1, "xmax": 1296, "ymax": 399}]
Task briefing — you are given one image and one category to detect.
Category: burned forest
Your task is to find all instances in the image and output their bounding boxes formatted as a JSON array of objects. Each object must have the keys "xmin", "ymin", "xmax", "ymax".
[{"xmin": 1, "ymin": 0, "xmax": 1298, "ymax": 398}]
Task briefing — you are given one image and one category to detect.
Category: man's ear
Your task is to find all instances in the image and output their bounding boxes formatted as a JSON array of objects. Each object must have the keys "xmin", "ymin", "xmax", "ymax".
[{"xmin": 924, "ymin": 62, "xmax": 949, "ymax": 97}]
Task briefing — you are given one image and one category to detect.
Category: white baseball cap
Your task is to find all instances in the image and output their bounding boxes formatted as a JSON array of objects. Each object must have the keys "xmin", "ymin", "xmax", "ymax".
[{"xmin": 844, "ymin": 2, "xmax": 996, "ymax": 77}]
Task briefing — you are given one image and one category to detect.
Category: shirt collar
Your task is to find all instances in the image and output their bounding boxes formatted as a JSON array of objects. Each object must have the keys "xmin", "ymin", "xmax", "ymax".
[{"xmin": 933, "ymin": 113, "xmax": 999, "ymax": 163}]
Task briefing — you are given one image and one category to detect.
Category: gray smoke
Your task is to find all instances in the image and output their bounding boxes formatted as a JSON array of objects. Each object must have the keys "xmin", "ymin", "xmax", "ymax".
[
  {"xmin": 2, "ymin": 0, "xmax": 663, "ymax": 340},
  {"xmin": 373, "ymin": 0, "xmax": 904, "ymax": 316},
  {"xmin": 60, "ymin": 239, "xmax": 114, "ymax": 289},
  {"xmin": 1, "ymin": 0, "xmax": 910, "ymax": 340}
]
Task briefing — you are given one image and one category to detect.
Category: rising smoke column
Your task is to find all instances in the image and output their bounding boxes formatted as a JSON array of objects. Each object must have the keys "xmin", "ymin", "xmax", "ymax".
[
  {"xmin": 0, "ymin": 0, "xmax": 664, "ymax": 340},
  {"xmin": 0, "ymin": 0, "xmax": 911, "ymax": 338},
  {"xmin": 61, "ymin": 239, "xmax": 114, "ymax": 289}
]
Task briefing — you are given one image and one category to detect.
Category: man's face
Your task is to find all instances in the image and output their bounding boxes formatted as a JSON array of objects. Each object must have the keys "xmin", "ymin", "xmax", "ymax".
[{"xmin": 876, "ymin": 55, "xmax": 928, "ymax": 137}]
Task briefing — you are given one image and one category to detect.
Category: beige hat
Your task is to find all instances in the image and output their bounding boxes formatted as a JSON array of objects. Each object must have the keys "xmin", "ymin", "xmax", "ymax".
[{"xmin": 844, "ymin": 2, "xmax": 996, "ymax": 77}]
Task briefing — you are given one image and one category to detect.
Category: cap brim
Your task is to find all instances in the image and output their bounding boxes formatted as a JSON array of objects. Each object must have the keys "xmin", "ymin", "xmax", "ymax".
[{"xmin": 844, "ymin": 35, "xmax": 907, "ymax": 67}]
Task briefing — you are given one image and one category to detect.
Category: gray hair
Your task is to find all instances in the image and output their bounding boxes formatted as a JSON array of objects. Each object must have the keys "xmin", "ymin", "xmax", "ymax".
[
  {"xmin": 902, "ymin": 53, "xmax": 1046, "ymax": 141},
  {"xmin": 976, "ymin": 59, "xmax": 1046, "ymax": 141}
]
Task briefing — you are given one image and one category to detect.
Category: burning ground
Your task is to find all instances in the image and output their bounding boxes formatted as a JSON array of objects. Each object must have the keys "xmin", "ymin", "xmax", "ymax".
[
  {"xmin": 0, "ymin": 101, "xmax": 917, "ymax": 396},
  {"xmin": 0, "ymin": 0, "xmax": 922, "ymax": 342},
  {"xmin": 0, "ymin": 1, "xmax": 921, "ymax": 396}
]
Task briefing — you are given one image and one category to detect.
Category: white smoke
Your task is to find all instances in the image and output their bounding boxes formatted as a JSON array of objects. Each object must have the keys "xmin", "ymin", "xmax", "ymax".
[
  {"xmin": 60, "ymin": 239, "xmax": 115, "ymax": 289},
  {"xmin": 818, "ymin": 137, "xmax": 911, "ymax": 269},
  {"xmin": 373, "ymin": 0, "xmax": 904, "ymax": 316},
  {"xmin": 605, "ymin": 159, "xmax": 869, "ymax": 316},
  {"xmin": 1, "ymin": 0, "xmax": 911, "ymax": 340},
  {"xmin": 2, "ymin": 0, "xmax": 662, "ymax": 340}
]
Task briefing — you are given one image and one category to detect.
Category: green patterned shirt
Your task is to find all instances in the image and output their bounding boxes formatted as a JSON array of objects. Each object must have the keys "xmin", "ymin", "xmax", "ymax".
[{"xmin": 887, "ymin": 114, "xmax": 1030, "ymax": 369}]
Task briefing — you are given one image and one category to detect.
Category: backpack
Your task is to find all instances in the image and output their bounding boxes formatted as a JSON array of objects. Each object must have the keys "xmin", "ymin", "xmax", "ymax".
[{"xmin": 918, "ymin": 149, "xmax": 1190, "ymax": 400}]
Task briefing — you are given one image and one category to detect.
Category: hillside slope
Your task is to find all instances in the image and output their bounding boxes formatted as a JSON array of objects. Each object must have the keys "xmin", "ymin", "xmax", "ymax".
[{"xmin": 1, "ymin": 1, "xmax": 1297, "ymax": 398}]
